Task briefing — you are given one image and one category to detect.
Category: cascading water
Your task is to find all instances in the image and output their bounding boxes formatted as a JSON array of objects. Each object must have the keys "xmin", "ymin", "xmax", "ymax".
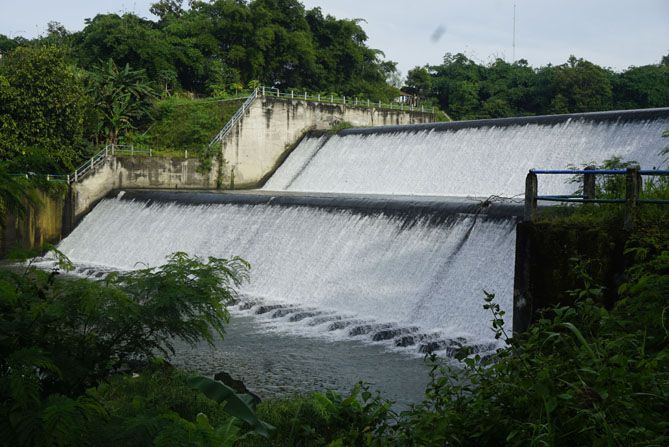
[
  {"xmin": 264, "ymin": 111, "xmax": 669, "ymax": 197},
  {"xmin": 48, "ymin": 108, "xmax": 668, "ymax": 400},
  {"xmin": 54, "ymin": 196, "xmax": 517, "ymax": 356}
]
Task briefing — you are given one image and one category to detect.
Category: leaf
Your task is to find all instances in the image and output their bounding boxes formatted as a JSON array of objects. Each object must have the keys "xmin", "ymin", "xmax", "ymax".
[
  {"xmin": 189, "ymin": 376, "xmax": 274, "ymax": 437},
  {"xmin": 561, "ymin": 322, "xmax": 598, "ymax": 362}
]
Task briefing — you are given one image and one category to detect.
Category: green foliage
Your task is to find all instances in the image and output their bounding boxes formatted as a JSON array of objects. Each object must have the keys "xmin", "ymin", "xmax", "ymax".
[
  {"xmin": 133, "ymin": 96, "xmax": 244, "ymax": 152},
  {"xmin": 413, "ymin": 52, "xmax": 668, "ymax": 120},
  {"xmin": 0, "ymin": 46, "xmax": 90, "ymax": 172},
  {"xmin": 86, "ymin": 59, "xmax": 158, "ymax": 144},
  {"xmin": 88, "ymin": 366, "xmax": 259, "ymax": 447},
  {"xmin": 327, "ymin": 120, "xmax": 355, "ymax": 134},
  {"xmin": 0, "ymin": 251, "xmax": 251, "ymax": 445},
  {"xmin": 189, "ymin": 376, "xmax": 274, "ymax": 437},
  {"xmin": 241, "ymin": 383, "xmax": 396, "ymax": 446},
  {"xmin": 65, "ymin": 1, "xmax": 399, "ymax": 100},
  {"xmin": 0, "ymin": 163, "xmax": 40, "ymax": 223}
]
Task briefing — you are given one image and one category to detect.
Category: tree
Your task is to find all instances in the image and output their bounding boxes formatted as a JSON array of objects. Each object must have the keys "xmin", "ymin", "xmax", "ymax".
[
  {"xmin": 0, "ymin": 251, "xmax": 270, "ymax": 445},
  {"xmin": 0, "ymin": 46, "xmax": 88, "ymax": 172},
  {"xmin": 613, "ymin": 64, "xmax": 669, "ymax": 109},
  {"xmin": 150, "ymin": 0, "xmax": 185, "ymax": 21},
  {"xmin": 405, "ymin": 66, "xmax": 432, "ymax": 98},
  {"xmin": 548, "ymin": 56, "xmax": 613, "ymax": 113},
  {"xmin": 86, "ymin": 59, "xmax": 158, "ymax": 144}
]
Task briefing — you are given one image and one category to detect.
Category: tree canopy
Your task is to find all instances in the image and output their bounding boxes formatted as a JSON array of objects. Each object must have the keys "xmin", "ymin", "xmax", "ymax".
[{"xmin": 408, "ymin": 53, "xmax": 669, "ymax": 120}]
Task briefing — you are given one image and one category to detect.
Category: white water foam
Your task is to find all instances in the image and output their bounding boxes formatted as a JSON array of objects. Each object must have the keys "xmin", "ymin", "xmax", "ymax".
[
  {"xmin": 52, "ymin": 197, "xmax": 517, "ymax": 355},
  {"xmin": 263, "ymin": 118, "xmax": 668, "ymax": 197}
]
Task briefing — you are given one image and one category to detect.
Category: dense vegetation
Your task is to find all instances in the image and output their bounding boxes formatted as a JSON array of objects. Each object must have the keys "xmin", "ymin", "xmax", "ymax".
[
  {"xmin": 0, "ymin": 250, "xmax": 278, "ymax": 445},
  {"xmin": 405, "ymin": 53, "xmax": 669, "ymax": 120}
]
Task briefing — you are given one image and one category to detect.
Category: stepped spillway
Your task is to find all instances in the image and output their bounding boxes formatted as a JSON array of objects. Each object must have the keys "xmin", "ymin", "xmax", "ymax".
[
  {"xmin": 54, "ymin": 193, "xmax": 518, "ymax": 355},
  {"xmin": 264, "ymin": 108, "xmax": 669, "ymax": 197}
]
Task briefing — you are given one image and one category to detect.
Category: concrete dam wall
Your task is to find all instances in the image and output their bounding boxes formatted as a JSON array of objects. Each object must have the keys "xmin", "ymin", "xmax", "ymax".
[
  {"xmin": 264, "ymin": 108, "xmax": 669, "ymax": 198},
  {"xmin": 217, "ymin": 96, "xmax": 435, "ymax": 189}
]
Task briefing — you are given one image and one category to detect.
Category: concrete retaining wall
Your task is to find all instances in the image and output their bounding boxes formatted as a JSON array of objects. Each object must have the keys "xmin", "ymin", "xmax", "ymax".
[
  {"xmin": 72, "ymin": 156, "xmax": 217, "ymax": 219},
  {"xmin": 513, "ymin": 221, "xmax": 628, "ymax": 333},
  {"xmin": 0, "ymin": 189, "xmax": 69, "ymax": 256},
  {"xmin": 219, "ymin": 97, "xmax": 434, "ymax": 188}
]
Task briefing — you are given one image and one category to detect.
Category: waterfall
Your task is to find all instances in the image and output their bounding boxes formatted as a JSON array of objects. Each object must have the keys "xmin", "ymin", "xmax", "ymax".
[
  {"xmin": 52, "ymin": 109, "xmax": 668, "ymax": 359},
  {"xmin": 264, "ymin": 111, "xmax": 669, "ymax": 197},
  {"xmin": 54, "ymin": 196, "xmax": 517, "ymax": 355}
]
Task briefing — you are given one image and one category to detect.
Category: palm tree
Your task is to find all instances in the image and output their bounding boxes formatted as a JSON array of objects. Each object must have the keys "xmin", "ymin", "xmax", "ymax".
[{"xmin": 87, "ymin": 59, "xmax": 158, "ymax": 144}]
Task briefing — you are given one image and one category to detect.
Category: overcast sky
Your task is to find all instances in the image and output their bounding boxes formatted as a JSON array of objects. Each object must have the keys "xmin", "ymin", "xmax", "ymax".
[{"xmin": 2, "ymin": 0, "xmax": 668, "ymax": 76}]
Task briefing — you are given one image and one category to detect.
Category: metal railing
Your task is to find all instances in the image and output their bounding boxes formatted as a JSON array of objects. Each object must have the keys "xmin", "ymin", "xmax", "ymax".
[
  {"xmin": 258, "ymin": 86, "xmax": 436, "ymax": 114},
  {"xmin": 524, "ymin": 167, "xmax": 669, "ymax": 229},
  {"xmin": 10, "ymin": 144, "xmax": 153, "ymax": 185},
  {"xmin": 70, "ymin": 144, "xmax": 152, "ymax": 183},
  {"xmin": 207, "ymin": 86, "xmax": 438, "ymax": 148},
  {"xmin": 209, "ymin": 89, "xmax": 258, "ymax": 147}
]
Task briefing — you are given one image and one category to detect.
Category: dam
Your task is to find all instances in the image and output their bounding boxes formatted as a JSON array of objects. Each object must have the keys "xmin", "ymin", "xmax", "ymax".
[
  {"xmin": 264, "ymin": 108, "xmax": 668, "ymax": 197},
  {"xmin": 48, "ymin": 107, "xmax": 669, "ymax": 400}
]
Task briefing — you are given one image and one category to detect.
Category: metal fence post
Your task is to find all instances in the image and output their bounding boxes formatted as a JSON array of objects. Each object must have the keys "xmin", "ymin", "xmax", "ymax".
[
  {"xmin": 291, "ymin": 90, "xmax": 294, "ymax": 99},
  {"xmin": 90, "ymin": 157, "xmax": 94, "ymax": 171},
  {"xmin": 74, "ymin": 171, "xmax": 78, "ymax": 182},
  {"xmin": 583, "ymin": 166, "xmax": 596, "ymax": 202},
  {"xmin": 67, "ymin": 174, "xmax": 70, "ymax": 184},
  {"xmin": 624, "ymin": 166, "xmax": 641, "ymax": 230},
  {"xmin": 304, "ymin": 91, "xmax": 307, "ymax": 100},
  {"xmin": 343, "ymin": 96, "xmax": 346, "ymax": 105},
  {"xmin": 524, "ymin": 171, "xmax": 538, "ymax": 222}
]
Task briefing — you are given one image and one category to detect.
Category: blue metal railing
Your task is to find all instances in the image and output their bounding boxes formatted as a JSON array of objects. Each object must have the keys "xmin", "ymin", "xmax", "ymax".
[
  {"xmin": 525, "ymin": 166, "xmax": 669, "ymax": 228},
  {"xmin": 531, "ymin": 169, "xmax": 669, "ymax": 176}
]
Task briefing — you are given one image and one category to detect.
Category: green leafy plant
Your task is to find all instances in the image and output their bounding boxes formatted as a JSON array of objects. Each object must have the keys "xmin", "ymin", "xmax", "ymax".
[{"xmin": 0, "ymin": 251, "xmax": 252, "ymax": 445}]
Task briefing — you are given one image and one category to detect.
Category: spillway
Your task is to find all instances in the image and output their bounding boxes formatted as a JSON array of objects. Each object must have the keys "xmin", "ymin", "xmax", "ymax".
[
  {"xmin": 53, "ymin": 192, "xmax": 519, "ymax": 356},
  {"xmin": 264, "ymin": 108, "xmax": 669, "ymax": 197}
]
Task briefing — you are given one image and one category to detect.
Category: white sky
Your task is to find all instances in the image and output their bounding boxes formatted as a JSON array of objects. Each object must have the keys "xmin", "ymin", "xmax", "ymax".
[{"xmin": 1, "ymin": 0, "xmax": 668, "ymax": 76}]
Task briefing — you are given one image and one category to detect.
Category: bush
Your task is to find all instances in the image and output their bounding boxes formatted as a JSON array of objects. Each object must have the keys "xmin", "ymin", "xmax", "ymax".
[
  {"xmin": 132, "ymin": 97, "xmax": 245, "ymax": 152},
  {"xmin": 0, "ymin": 251, "xmax": 259, "ymax": 446}
]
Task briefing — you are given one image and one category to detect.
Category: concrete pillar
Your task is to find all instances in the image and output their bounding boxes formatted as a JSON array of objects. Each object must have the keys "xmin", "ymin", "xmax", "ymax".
[
  {"xmin": 624, "ymin": 166, "xmax": 641, "ymax": 230},
  {"xmin": 583, "ymin": 166, "xmax": 596, "ymax": 201},
  {"xmin": 524, "ymin": 171, "xmax": 538, "ymax": 222},
  {"xmin": 513, "ymin": 222, "xmax": 533, "ymax": 334}
]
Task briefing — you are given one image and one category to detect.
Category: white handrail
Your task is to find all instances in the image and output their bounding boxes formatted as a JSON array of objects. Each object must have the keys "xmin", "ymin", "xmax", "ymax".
[
  {"xmin": 209, "ymin": 88, "xmax": 258, "ymax": 147},
  {"xmin": 70, "ymin": 144, "xmax": 147, "ymax": 183},
  {"xmin": 257, "ymin": 86, "xmax": 436, "ymax": 114}
]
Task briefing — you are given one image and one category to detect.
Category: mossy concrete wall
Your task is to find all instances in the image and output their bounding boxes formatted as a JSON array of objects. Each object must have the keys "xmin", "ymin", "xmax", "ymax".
[
  {"xmin": 72, "ymin": 156, "xmax": 217, "ymax": 219},
  {"xmin": 513, "ymin": 221, "xmax": 628, "ymax": 333},
  {"xmin": 219, "ymin": 96, "xmax": 435, "ymax": 189},
  {"xmin": 0, "ymin": 189, "xmax": 71, "ymax": 256}
]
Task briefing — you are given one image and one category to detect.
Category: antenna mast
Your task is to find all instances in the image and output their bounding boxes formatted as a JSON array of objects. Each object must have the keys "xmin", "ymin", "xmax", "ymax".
[{"xmin": 512, "ymin": 2, "xmax": 516, "ymax": 62}]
